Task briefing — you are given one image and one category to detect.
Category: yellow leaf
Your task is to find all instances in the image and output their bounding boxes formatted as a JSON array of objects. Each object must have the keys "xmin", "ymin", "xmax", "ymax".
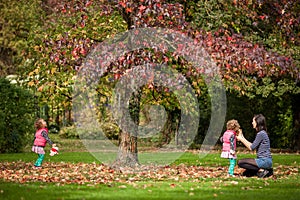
[
  {"xmin": 28, "ymin": 81, "xmax": 34, "ymax": 87},
  {"xmin": 34, "ymin": 46, "xmax": 40, "ymax": 51},
  {"xmin": 51, "ymin": 67, "xmax": 56, "ymax": 74},
  {"xmin": 38, "ymin": 85, "xmax": 44, "ymax": 92},
  {"xmin": 56, "ymin": 34, "xmax": 62, "ymax": 40}
]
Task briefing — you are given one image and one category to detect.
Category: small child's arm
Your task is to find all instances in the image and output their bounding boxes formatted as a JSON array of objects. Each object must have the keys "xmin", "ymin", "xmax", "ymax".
[
  {"xmin": 229, "ymin": 134, "xmax": 235, "ymax": 155},
  {"xmin": 41, "ymin": 130, "xmax": 54, "ymax": 146}
]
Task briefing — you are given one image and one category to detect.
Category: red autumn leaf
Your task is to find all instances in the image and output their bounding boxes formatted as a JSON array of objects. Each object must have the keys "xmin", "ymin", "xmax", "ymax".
[
  {"xmin": 119, "ymin": 1, "xmax": 126, "ymax": 8},
  {"xmin": 79, "ymin": 47, "xmax": 87, "ymax": 55},
  {"xmin": 126, "ymin": 7, "xmax": 132, "ymax": 13},
  {"xmin": 158, "ymin": 15, "xmax": 163, "ymax": 20},
  {"xmin": 138, "ymin": 5, "xmax": 147, "ymax": 12},
  {"xmin": 71, "ymin": 48, "xmax": 78, "ymax": 57},
  {"xmin": 259, "ymin": 15, "xmax": 266, "ymax": 20},
  {"xmin": 85, "ymin": 1, "xmax": 92, "ymax": 7}
]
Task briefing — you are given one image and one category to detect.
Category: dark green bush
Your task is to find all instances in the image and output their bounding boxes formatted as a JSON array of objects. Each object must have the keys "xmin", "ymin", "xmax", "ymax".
[
  {"xmin": 59, "ymin": 123, "xmax": 119, "ymax": 140},
  {"xmin": 0, "ymin": 78, "xmax": 35, "ymax": 153}
]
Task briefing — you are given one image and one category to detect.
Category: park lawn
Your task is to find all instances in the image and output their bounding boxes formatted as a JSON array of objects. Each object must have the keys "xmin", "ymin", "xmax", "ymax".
[
  {"xmin": 0, "ymin": 151, "xmax": 299, "ymax": 200},
  {"xmin": 0, "ymin": 151, "xmax": 299, "ymax": 166},
  {"xmin": 0, "ymin": 176, "xmax": 299, "ymax": 200}
]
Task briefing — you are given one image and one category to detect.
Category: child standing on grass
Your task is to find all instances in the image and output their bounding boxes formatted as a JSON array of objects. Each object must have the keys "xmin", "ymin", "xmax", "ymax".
[
  {"xmin": 32, "ymin": 118, "xmax": 56, "ymax": 168},
  {"xmin": 220, "ymin": 119, "xmax": 241, "ymax": 177}
]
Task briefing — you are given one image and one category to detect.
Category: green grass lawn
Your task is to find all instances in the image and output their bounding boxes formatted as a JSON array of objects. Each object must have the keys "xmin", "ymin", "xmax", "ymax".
[
  {"xmin": 1, "ymin": 176, "xmax": 299, "ymax": 200},
  {"xmin": 0, "ymin": 137, "xmax": 299, "ymax": 200}
]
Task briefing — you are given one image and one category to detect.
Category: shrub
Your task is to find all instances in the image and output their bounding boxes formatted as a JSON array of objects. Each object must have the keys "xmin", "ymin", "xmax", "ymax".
[
  {"xmin": 59, "ymin": 123, "xmax": 119, "ymax": 140},
  {"xmin": 0, "ymin": 78, "xmax": 35, "ymax": 153},
  {"xmin": 58, "ymin": 126, "xmax": 79, "ymax": 139}
]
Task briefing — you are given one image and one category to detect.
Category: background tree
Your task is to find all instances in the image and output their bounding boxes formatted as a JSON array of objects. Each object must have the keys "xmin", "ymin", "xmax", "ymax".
[
  {"xmin": 22, "ymin": 0, "xmax": 127, "ymax": 126},
  {"xmin": 0, "ymin": 0, "xmax": 44, "ymax": 76}
]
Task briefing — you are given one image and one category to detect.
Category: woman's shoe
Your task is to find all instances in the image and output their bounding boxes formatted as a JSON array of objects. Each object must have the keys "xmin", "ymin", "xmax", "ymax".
[
  {"xmin": 257, "ymin": 168, "xmax": 273, "ymax": 178},
  {"xmin": 242, "ymin": 169, "xmax": 258, "ymax": 177},
  {"xmin": 266, "ymin": 168, "xmax": 273, "ymax": 177}
]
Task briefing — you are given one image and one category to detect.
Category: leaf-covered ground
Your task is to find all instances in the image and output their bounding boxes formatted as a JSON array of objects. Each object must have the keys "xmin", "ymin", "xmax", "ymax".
[{"xmin": 1, "ymin": 161, "xmax": 298, "ymax": 185}]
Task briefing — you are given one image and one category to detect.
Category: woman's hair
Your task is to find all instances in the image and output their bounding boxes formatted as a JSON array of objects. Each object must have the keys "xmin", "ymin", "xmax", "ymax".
[
  {"xmin": 34, "ymin": 118, "xmax": 46, "ymax": 130},
  {"xmin": 254, "ymin": 114, "xmax": 267, "ymax": 132},
  {"xmin": 226, "ymin": 119, "xmax": 240, "ymax": 132}
]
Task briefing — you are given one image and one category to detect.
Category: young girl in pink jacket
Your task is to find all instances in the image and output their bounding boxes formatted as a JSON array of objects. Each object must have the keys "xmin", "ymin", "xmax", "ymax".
[
  {"xmin": 32, "ymin": 118, "xmax": 56, "ymax": 168},
  {"xmin": 220, "ymin": 119, "xmax": 241, "ymax": 177}
]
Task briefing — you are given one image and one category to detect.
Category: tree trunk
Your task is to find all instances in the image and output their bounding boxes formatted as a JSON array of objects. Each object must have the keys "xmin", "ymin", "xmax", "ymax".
[
  {"xmin": 292, "ymin": 93, "xmax": 300, "ymax": 150},
  {"xmin": 113, "ymin": 91, "xmax": 141, "ymax": 168},
  {"xmin": 113, "ymin": 132, "xmax": 139, "ymax": 168},
  {"xmin": 160, "ymin": 109, "xmax": 180, "ymax": 147}
]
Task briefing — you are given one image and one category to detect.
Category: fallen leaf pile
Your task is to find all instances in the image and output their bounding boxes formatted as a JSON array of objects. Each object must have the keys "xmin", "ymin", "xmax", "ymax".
[{"xmin": 0, "ymin": 161, "xmax": 298, "ymax": 185}]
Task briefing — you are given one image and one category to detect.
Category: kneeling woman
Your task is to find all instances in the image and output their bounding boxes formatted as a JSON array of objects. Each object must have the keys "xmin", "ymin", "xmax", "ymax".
[{"xmin": 237, "ymin": 114, "xmax": 273, "ymax": 178}]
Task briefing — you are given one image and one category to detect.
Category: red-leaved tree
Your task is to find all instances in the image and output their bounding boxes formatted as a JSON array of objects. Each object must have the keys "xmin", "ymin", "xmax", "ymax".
[{"xmin": 25, "ymin": 0, "xmax": 300, "ymax": 167}]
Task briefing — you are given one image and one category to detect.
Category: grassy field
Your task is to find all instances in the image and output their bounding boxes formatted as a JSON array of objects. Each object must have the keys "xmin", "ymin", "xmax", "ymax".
[
  {"xmin": 0, "ymin": 135, "xmax": 299, "ymax": 200},
  {"xmin": 1, "ymin": 176, "xmax": 299, "ymax": 200}
]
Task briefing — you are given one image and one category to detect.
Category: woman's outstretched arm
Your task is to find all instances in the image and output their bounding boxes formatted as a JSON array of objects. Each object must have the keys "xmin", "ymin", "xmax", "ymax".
[{"xmin": 236, "ymin": 130, "xmax": 252, "ymax": 151}]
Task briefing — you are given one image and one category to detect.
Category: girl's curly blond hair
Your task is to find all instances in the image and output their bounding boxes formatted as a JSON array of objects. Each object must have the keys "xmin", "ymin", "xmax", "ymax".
[
  {"xmin": 226, "ymin": 119, "xmax": 240, "ymax": 132},
  {"xmin": 34, "ymin": 118, "xmax": 46, "ymax": 130}
]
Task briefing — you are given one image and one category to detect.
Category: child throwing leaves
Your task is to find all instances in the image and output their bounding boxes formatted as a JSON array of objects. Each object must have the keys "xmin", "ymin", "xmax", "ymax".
[
  {"xmin": 220, "ymin": 119, "xmax": 241, "ymax": 177},
  {"xmin": 32, "ymin": 118, "xmax": 56, "ymax": 168}
]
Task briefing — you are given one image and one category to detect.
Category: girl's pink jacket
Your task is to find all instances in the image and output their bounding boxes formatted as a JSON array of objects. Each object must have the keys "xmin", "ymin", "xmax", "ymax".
[
  {"xmin": 222, "ymin": 130, "xmax": 236, "ymax": 151},
  {"xmin": 33, "ymin": 128, "xmax": 48, "ymax": 147}
]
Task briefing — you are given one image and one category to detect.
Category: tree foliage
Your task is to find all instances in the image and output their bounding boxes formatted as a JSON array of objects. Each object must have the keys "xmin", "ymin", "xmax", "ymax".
[
  {"xmin": 0, "ymin": 0, "xmax": 44, "ymax": 76},
  {"xmin": 108, "ymin": 0, "xmax": 300, "ymax": 150},
  {"xmin": 22, "ymin": 0, "xmax": 127, "ymax": 123},
  {"xmin": 181, "ymin": 0, "xmax": 300, "ymax": 96}
]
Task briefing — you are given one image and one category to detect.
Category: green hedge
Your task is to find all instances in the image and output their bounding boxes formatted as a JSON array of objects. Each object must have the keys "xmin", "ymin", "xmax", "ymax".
[{"xmin": 0, "ymin": 78, "xmax": 35, "ymax": 153}]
